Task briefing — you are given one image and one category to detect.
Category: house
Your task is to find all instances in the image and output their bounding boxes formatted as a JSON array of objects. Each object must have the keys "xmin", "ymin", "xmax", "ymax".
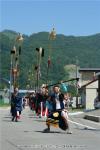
[
  {"xmin": 79, "ymin": 68, "xmax": 100, "ymax": 110},
  {"xmin": 79, "ymin": 68, "xmax": 100, "ymax": 85},
  {"xmin": 79, "ymin": 79, "xmax": 98, "ymax": 109}
]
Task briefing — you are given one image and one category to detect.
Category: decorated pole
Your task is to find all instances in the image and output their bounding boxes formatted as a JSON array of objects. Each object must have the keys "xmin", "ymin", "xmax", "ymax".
[
  {"xmin": 15, "ymin": 33, "xmax": 23, "ymax": 88},
  {"xmin": 46, "ymin": 77, "xmax": 79, "ymax": 88},
  {"xmin": 46, "ymin": 28, "xmax": 56, "ymax": 85},
  {"xmin": 10, "ymin": 33, "xmax": 23, "ymax": 92},
  {"xmin": 46, "ymin": 56, "xmax": 51, "ymax": 85},
  {"xmin": 36, "ymin": 47, "xmax": 44, "ymax": 91}
]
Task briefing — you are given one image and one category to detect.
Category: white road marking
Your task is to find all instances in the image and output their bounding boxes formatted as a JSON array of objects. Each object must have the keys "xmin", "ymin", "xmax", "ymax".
[
  {"xmin": 68, "ymin": 119, "xmax": 96, "ymax": 130},
  {"xmin": 69, "ymin": 112, "xmax": 84, "ymax": 116}
]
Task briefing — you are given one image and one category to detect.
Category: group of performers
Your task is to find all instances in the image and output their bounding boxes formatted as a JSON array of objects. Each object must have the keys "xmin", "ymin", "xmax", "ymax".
[
  {"xmin": 28, "ymin": 84, "xmax": 72, "ymax": 134},
  {"xmin": 10, "ymin": 84, "xmax": 72, "ymax": 133}
]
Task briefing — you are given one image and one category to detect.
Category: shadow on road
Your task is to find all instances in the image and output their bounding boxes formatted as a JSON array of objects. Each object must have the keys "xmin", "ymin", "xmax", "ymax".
[
  {"xmin": 3, "ymin": 116, "xmax": 11, "ymax": 118},
  {"xmin": 2, "ymin": 119, "xmax": 12, "ymax": 122},
  {"xmin": 35, "ymin": 130, "xmax": 67, "ymax": 134},
  {"xmin": 78, "ymin": 128, "xmax": 100, "ymax": 132}
]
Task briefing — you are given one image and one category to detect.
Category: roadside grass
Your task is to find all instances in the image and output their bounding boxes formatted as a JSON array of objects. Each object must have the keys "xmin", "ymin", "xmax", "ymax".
[{"xmin": 0, "ymin": 99, "xmax": 10, "ymax": 107}]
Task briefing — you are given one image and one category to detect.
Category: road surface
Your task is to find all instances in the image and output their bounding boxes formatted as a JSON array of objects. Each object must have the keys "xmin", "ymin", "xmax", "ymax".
[{"xmin": 0, "ymin": 107, "xmax": 100, "ymax": 150}]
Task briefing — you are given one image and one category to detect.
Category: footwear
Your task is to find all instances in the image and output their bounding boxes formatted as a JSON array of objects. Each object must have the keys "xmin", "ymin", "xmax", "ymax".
[
  {"xmin": 39, "ymin": 115, "xmax": 41, "ymax": 118},
  {"xmin": 12, "ymin": 117, "xmax": 14, "ymax": 121},
  {"xmin": 15, "ymin": 119, "xmax": 18, "ymax": 122},
  {"xmin": 43, "ymin": 128, "xmax": 50, "ymax": 133},
  {"xmin": 66, "ymin": 130, "xmax": 72, "ymax": 134}
]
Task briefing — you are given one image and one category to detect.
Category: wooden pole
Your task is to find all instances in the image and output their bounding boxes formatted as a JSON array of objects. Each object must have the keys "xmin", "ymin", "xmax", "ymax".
[{"xmin": 46, "ymin": 78, "xmax": 79, "ymax": 88}]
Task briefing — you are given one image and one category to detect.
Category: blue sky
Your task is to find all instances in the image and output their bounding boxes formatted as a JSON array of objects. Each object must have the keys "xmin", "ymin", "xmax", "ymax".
[{"xmin": 0, "ymin": 0, "xmax": 100, "ymax": 36}]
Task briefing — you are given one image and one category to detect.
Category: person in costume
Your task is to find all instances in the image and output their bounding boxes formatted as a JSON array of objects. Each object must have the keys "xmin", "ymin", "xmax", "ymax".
[
  {"xmin": 43, "ymin": 85, "xmax": 72, "ymax": 133},
  {"xmin": 11, "ymin": 87, "xmax": 22, "ymax": 122},
  {"xmin": 35, "ymin": 86, "xmax": 49, "ymax": 117}
]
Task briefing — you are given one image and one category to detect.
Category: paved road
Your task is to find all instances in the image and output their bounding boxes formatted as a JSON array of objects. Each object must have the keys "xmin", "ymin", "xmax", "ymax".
[{"xmin": 0, "ymin": 107, "xmax": 100, "ymax": 150}]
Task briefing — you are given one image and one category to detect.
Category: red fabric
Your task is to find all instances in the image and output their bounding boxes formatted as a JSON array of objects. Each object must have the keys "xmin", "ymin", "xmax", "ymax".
[{"xmin": 48, "ymin": 58, "xmax": 51, "ymax": 67}]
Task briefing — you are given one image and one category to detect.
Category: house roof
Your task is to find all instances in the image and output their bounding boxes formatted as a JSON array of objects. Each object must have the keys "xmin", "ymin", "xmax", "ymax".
[
  {"xmin": 96, "ymin": 72, "xmax": 100, "ymax": 76},
  {"xmin": 80, "ymin": 78, "xmax": 98, "ymax": 89},
  {"xmin": 79, "ymin": 68, "xmax": 100, "ymax": 72}
]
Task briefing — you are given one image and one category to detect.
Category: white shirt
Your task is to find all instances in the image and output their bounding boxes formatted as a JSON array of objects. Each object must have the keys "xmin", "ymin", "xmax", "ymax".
[{"xmin": 55, "ymin": 93, "xmax": 61, "ymax": 110}]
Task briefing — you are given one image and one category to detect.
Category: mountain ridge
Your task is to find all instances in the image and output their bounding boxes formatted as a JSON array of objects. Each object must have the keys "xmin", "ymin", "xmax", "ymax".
[{"xmin": 0, "ymin": 29, "xmax": 100, "ymax": 88}]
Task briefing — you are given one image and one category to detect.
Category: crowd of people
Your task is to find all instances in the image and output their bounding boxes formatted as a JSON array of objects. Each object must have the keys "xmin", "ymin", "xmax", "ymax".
[
  {"xmin": 28, "ymin": 84, "xmax": 72, "ymax": 133},
  {"xmin": 10, "ymin": 84, "xmax": 72, "ymax": 134}
]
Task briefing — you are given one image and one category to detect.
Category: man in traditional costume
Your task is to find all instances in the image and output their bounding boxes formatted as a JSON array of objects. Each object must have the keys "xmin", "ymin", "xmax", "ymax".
[
  {"xmin": 43, "ymin": 85, "xmax": 72, "ymax": 134},
  {"xmin": 11, "ymin": 87, "xmax": 22, "ymax": 122}
]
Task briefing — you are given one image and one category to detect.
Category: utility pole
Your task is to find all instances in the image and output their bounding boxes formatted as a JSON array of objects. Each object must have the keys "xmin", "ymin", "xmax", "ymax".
[
  {"xmin": 0, "ymin": 49, "xmax": 1, "ymax": 89},
  {"xmin": 10, "ymin": 46, "xmax": 16, "ymax": 101},
  {"xmin": 98, "ymin": 75, "xmax": 100, "ymax": 102},
  {"xmin": 76, "ymin": 56, "xmax": 79, "ymax": 108}
]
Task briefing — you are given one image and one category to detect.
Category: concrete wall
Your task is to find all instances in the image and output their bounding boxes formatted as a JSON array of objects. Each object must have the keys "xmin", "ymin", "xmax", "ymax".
[
  {"xmin": 86, "ymin": 89, "xmax": 97, "ymax": 110},
  {"xmin": 80, "ymin": 72, "xmax": 95, "ymax": 85},
  {"xmin": 85, "ymin": 81, "xmax": 98, "ymax": 110}
]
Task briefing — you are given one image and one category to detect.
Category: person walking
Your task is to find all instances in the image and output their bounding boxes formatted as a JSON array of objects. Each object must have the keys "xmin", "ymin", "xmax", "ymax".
[{"xmin": 11, "ymin": 87, "xmax": 22, "ymax": 122}]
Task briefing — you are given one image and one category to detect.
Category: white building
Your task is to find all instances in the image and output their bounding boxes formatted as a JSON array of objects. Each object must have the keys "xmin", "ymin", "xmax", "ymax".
[
  {"xmin": 79, "ymin": 79, "xmax": 98, "ymax": 109},
  {"xmin": 79, "ymin": 68, "xmax": 100, "ymax": 110}
]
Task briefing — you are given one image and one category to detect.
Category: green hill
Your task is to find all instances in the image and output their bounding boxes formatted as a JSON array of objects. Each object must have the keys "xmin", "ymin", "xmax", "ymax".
[{"xmin": 0, "ymin": 30, "xmax": 100, "ymax": 88}]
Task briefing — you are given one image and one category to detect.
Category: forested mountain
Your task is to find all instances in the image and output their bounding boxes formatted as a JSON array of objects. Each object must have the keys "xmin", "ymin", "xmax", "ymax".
[{"xmin": 0, "ymin": 30, "xmax": 100, "ymax": 88}]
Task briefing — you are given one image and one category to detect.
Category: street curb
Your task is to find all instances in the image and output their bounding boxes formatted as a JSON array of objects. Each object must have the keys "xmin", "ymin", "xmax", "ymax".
[
  {"xmin": 84, "ymin": 115, "xmax": 100, "ymax": 122},
  {"xmin": 69, "ymin": 112, "xmax": 84, "ymax": 116}
]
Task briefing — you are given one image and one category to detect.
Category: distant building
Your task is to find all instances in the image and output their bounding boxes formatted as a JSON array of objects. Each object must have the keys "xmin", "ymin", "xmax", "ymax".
[
  {"xmin": 79, "ymin": 68, "xmax": 100, "ymax": 85},
  {"xmin": 79, "ymin": 68, "xmax": 100, "ymax": 110},
  {"xmin": 79, "ymin": 79, "xmax": 98, "ymax": 109}
]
